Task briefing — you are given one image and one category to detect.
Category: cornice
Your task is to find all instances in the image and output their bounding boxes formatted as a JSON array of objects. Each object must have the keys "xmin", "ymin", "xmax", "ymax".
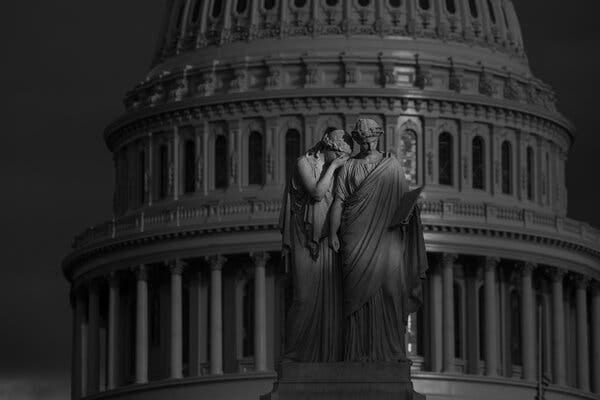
[
  {"xmin": 104, "ymin": 92, "xmax": 573, "ymax": 152},
  {"xmin": 63, "ymin": 199, "xmax": 600, "ymax": 280}
]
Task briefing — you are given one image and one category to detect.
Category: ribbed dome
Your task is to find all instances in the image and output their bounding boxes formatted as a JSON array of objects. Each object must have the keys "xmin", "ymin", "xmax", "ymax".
[{"xmin": 155, "ymin": 0, "xmax": 526, "ymax": 65}]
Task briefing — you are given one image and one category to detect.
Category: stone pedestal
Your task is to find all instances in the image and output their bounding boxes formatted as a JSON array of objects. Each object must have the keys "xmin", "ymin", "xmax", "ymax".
[{"xmin": 261, "ymin": 361, "xmax": 425, "ymax": 400}]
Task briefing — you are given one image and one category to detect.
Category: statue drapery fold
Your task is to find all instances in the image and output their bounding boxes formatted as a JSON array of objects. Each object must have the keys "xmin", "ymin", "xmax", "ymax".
[{"xmin": 335, "ymin": 154, "xmax": 428, "ymax": 361}]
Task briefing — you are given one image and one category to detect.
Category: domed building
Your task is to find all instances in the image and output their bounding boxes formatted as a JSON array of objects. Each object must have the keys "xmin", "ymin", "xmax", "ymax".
[{"xmin": 63, "ymin": 0, "xmax": 600, "ymax": 399}]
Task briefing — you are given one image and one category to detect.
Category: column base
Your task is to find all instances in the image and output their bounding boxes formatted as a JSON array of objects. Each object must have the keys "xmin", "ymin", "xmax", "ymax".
[{"xmin": 260, "ymin": 361, "xmax": 425, "ymax": 400}]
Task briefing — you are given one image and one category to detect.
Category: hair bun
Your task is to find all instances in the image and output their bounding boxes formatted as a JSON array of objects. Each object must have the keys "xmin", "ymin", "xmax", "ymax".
[{"xmin": 352, "ymin": 119, "xmax": 383, "ymax": 141}]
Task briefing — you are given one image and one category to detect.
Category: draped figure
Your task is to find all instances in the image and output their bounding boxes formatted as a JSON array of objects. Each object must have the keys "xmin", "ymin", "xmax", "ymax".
[
  {"xmin": 280, "ymin": 129, "xmax": 353, "ymax": 362},
  {"xmin": 330, "ymin": 119, "xmax": 428, "ymax": 362}
]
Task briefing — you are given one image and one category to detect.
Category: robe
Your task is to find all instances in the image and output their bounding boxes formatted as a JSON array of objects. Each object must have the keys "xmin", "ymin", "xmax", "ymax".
[
  {"xmin": 334, "ymin": 153, "xmax": 428, "ymax": 361},
  {"xmin": 279, "ymin": 153, "xmax": 343, "ymax": 362}
]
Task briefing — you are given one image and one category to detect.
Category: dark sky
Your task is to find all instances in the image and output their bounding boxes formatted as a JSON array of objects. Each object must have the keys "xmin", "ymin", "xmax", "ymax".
[{"xmin": 1, "ymin": 2, "xmax": 599, "ymax": 399}]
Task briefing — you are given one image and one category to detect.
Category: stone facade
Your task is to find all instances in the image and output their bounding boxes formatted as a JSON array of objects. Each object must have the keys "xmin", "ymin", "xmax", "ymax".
[{"xmin": 63, "ymin": 1, "xmax": 600, "ymax": 400}]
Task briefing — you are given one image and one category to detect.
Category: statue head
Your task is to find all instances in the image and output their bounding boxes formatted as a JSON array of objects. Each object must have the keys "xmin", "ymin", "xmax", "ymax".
[
  {"xmin": 352, "ymin": 119, "xmax": 383, "ymax": 153},
  {"xmin": 318, "ymin": 128, "xmax": 353, "ymax": 163}
]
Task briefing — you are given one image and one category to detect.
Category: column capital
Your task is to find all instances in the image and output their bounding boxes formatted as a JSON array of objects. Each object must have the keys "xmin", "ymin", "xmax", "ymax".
[
  {"xmin": 107, "ymin": 271, "xmax": 120, "ymax": 287},
  {"xmin": 442, "ymin": 253, "xmax": 458, "ymax": 267},
  {"xmin": 206, "ymin": 255, "xmax": 227, "ymax": 271},
  {"xmin": 87, "ymin": 278, "xmax": 100, "ymax": 292},
  {"xmin": 549, "ymin": 267, "xmax": 567, "ymax": 283},
  {"xmin": 484, "ymin": 256, "xmax": 500, "ymax": 271},
  {"xmin": 167, "ymin": 259, "xmax": 187, "ymax": 275},
  {"xmin": 591, "ymin": 280, "xmax": 600, "ymax": 294},
  {"xmin": 134, "ymin": 264, "xmax": 148, "ymax": 281},
  {"xmin": 520, "ymin": 261, "xmax": 536, "ymax": 276},
  {"xmin": 251, "ymin": 252, "xmax": 270, "ymax": 269},
  {"xmin": 573, "ymin": 274, "xmax": 591, "ymax": 290}
]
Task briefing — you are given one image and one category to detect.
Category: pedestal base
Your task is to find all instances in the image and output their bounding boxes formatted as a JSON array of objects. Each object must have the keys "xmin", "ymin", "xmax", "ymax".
[{"xmin": 260, "ymin": 361, "xmax": 425, "ymax": 400}]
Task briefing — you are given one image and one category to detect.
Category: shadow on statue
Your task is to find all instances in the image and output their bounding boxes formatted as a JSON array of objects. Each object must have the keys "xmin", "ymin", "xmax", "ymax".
[{"xmin": 266, "ymin": 120, "xmax": 428, "ymax": 400}]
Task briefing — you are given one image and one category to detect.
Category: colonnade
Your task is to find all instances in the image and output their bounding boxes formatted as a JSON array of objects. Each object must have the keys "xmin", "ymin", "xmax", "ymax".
[
  {"xmin": 424, "ymin": 254, "xmax": 600, "ymax": 394},
  {"xmin": 71, "ymin": 253, "xmax": 271, "ymax": 399},
  {"xmin": 71, "ymin": 252, "xmax": 600, "ymax": 398}
]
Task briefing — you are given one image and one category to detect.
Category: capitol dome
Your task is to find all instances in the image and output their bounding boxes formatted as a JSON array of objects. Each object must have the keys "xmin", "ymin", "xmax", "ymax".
[{"xmin": 64, "ymin": 1, "xmax": 600, "ymax": 400}]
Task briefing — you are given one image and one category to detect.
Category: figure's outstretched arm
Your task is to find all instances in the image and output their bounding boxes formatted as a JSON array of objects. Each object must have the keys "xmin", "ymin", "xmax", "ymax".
[
  {"xmin": 296, "ymin": 155, "xmax": 348, "ymax": 201},
  {"xmin": 329, "ymin": 197, "xmax": 343, "ymax": 252}
]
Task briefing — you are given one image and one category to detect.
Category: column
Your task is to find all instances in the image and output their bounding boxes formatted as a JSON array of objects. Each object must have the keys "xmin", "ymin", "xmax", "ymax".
[
  {"xmin": 484, "ymin": 257, "xmax": 499, "ymax": 377},
  {"xmin": 107, "ymin": 273, "xmax": 120, "ymax": 390},
  {"xmin": 429, "ymin": 262, "xmax": 443, "ymax": 372},
  {"xmin": 87, "ymin": 281, "xmax": 100, "ymax": 394},
  {"xmin": 521, "ymin": 262, "xmax": 536, "ymax": 381},
  {"xmin": 208, "ymin": 255, "xmax": 226, "ymax": 375},
  {"xmin": 169, "ymin": 260, "xmax": 185, "ymax": 379},
  {"xmin": 191, "ymin": 269, "xmax": 208, "ymax": 376},
  {"xmin": 442, "ymin": 253, "xmax": 458, "ymax": 373},
  {"xmin": 591, "ymin": 281, "xmax": 600, "ymax": 394},
  {"xmin": 551, "ymin": 268, "xmax": 566, "ymax": 386},
  {"xmin": 73, "ymin": 288, "xmax": 85, "ymax": 399},
  {"xmin": 252, "ymin": 252, "xmax": 269, "ymax": 371},
  {"xmin": 135, "ymin": 265, "xmax": 149, "ymax": 384},
  {"xmin": 575, "ymin": 275, "xmax": 590, "ymax": 392}
]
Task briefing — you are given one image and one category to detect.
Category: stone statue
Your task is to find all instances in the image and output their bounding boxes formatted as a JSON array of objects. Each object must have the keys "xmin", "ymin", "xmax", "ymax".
[
  {"xmin": 329, "ymin": 118, "xmax": 428, "ymax": 362},
  {"xmin": 279, "ymin": 128, "xmax": 353, "ymax": 362}
]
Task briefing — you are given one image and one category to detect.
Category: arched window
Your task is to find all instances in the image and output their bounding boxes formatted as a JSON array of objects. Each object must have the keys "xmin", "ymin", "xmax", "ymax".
[
  {"xmin": 294, "ymin": 0, "xmax": 307, "ymax": 7},
  {"xmin": 248, "ymin": 131, "xmax": 265, "ymax": 185},
  {"xmin": 211, "ymin": 0, "xmax": 223, "ymax": 18},
  {"xmin": 454, "ymin": 283, "xmax": 463, "ymax": 358},
  {"xmin": 445, "ymin": 0, "xmax": 456, "ymax": 14},
  {"xmin": 472, "ymin": 136, "xmax": 485, "ymax": 190},
  {"xmin": 389, "ymin": 0, "xmax": 402, "ymax": 7},
  {"xmin": 138, "ymin": 151, "xmax": 146, "ymax": 205},
  {"xmin": 191, "ymin": 0, "xmax": 203, "ymax": 23},
  {"xmin": 469, "ymin": 0, "xmax": 479, "ymax": 18},
  {"xmin": 527, "ymin": 146, "xmax": 534, "ymax": 201},
  {"xmin": 419, "ymin": 0, "xmax": 431, "ymax": 10},
  {"xmin": 326, "ymin": 0, "xmax": 338, "ymax": 6},
  {"xmin": 400, "ymin": 130, "xmax": 417, "ymax": 185},
  {"xmin": 242, "ymin": 278, "xmax": 255, "ymax": 357},
  {"xmin": 487, "ymin": 0, "xmax": 496, "ymax": 24},
  {"xmin": 545, "ymin": 153, "xmax": 550, "ymax": 197},
  {"xmin": 159, "ymin": 144, "xmax": 169, "ymax": 199},
  {"xmin": 184, "ymin": 139, "xmax": 196, "ymax": 194},
  {"xmin": 478, "ymin": 285, "xmax": 485, "ymax": 360},
  {"xmin": 236, "ymin": 0, "xmax": 248, "ymax": 14},
  {"xmin": 510, "ymin": 290, "xmax": 522, "ymax": 365},
  {"xmin": 501, "ymin": 141, "xmax": 512, "ymax": 195},
  {"xmin": 264, "ymin": 0, "xmax": 276, "ymax": 10},
  {"xmin": 358, "ymin": 0, "xmax": 371, "ymax": 7},
  {"xmin": 215, "ymin": 135, "xmax": 228, "ymax": 189},
  {"xmin": 285, "ymin": 129, "xmax": 302, "ymax": 181},
  {"xmin": 438, "ymin": 132, "xmax": 453, "ymax": 186}
]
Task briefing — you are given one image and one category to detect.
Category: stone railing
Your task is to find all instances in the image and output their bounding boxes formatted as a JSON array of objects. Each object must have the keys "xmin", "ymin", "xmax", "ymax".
[{"xmin": 72, "ymin": 199, "xmax": 600, "ymax": 254}]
